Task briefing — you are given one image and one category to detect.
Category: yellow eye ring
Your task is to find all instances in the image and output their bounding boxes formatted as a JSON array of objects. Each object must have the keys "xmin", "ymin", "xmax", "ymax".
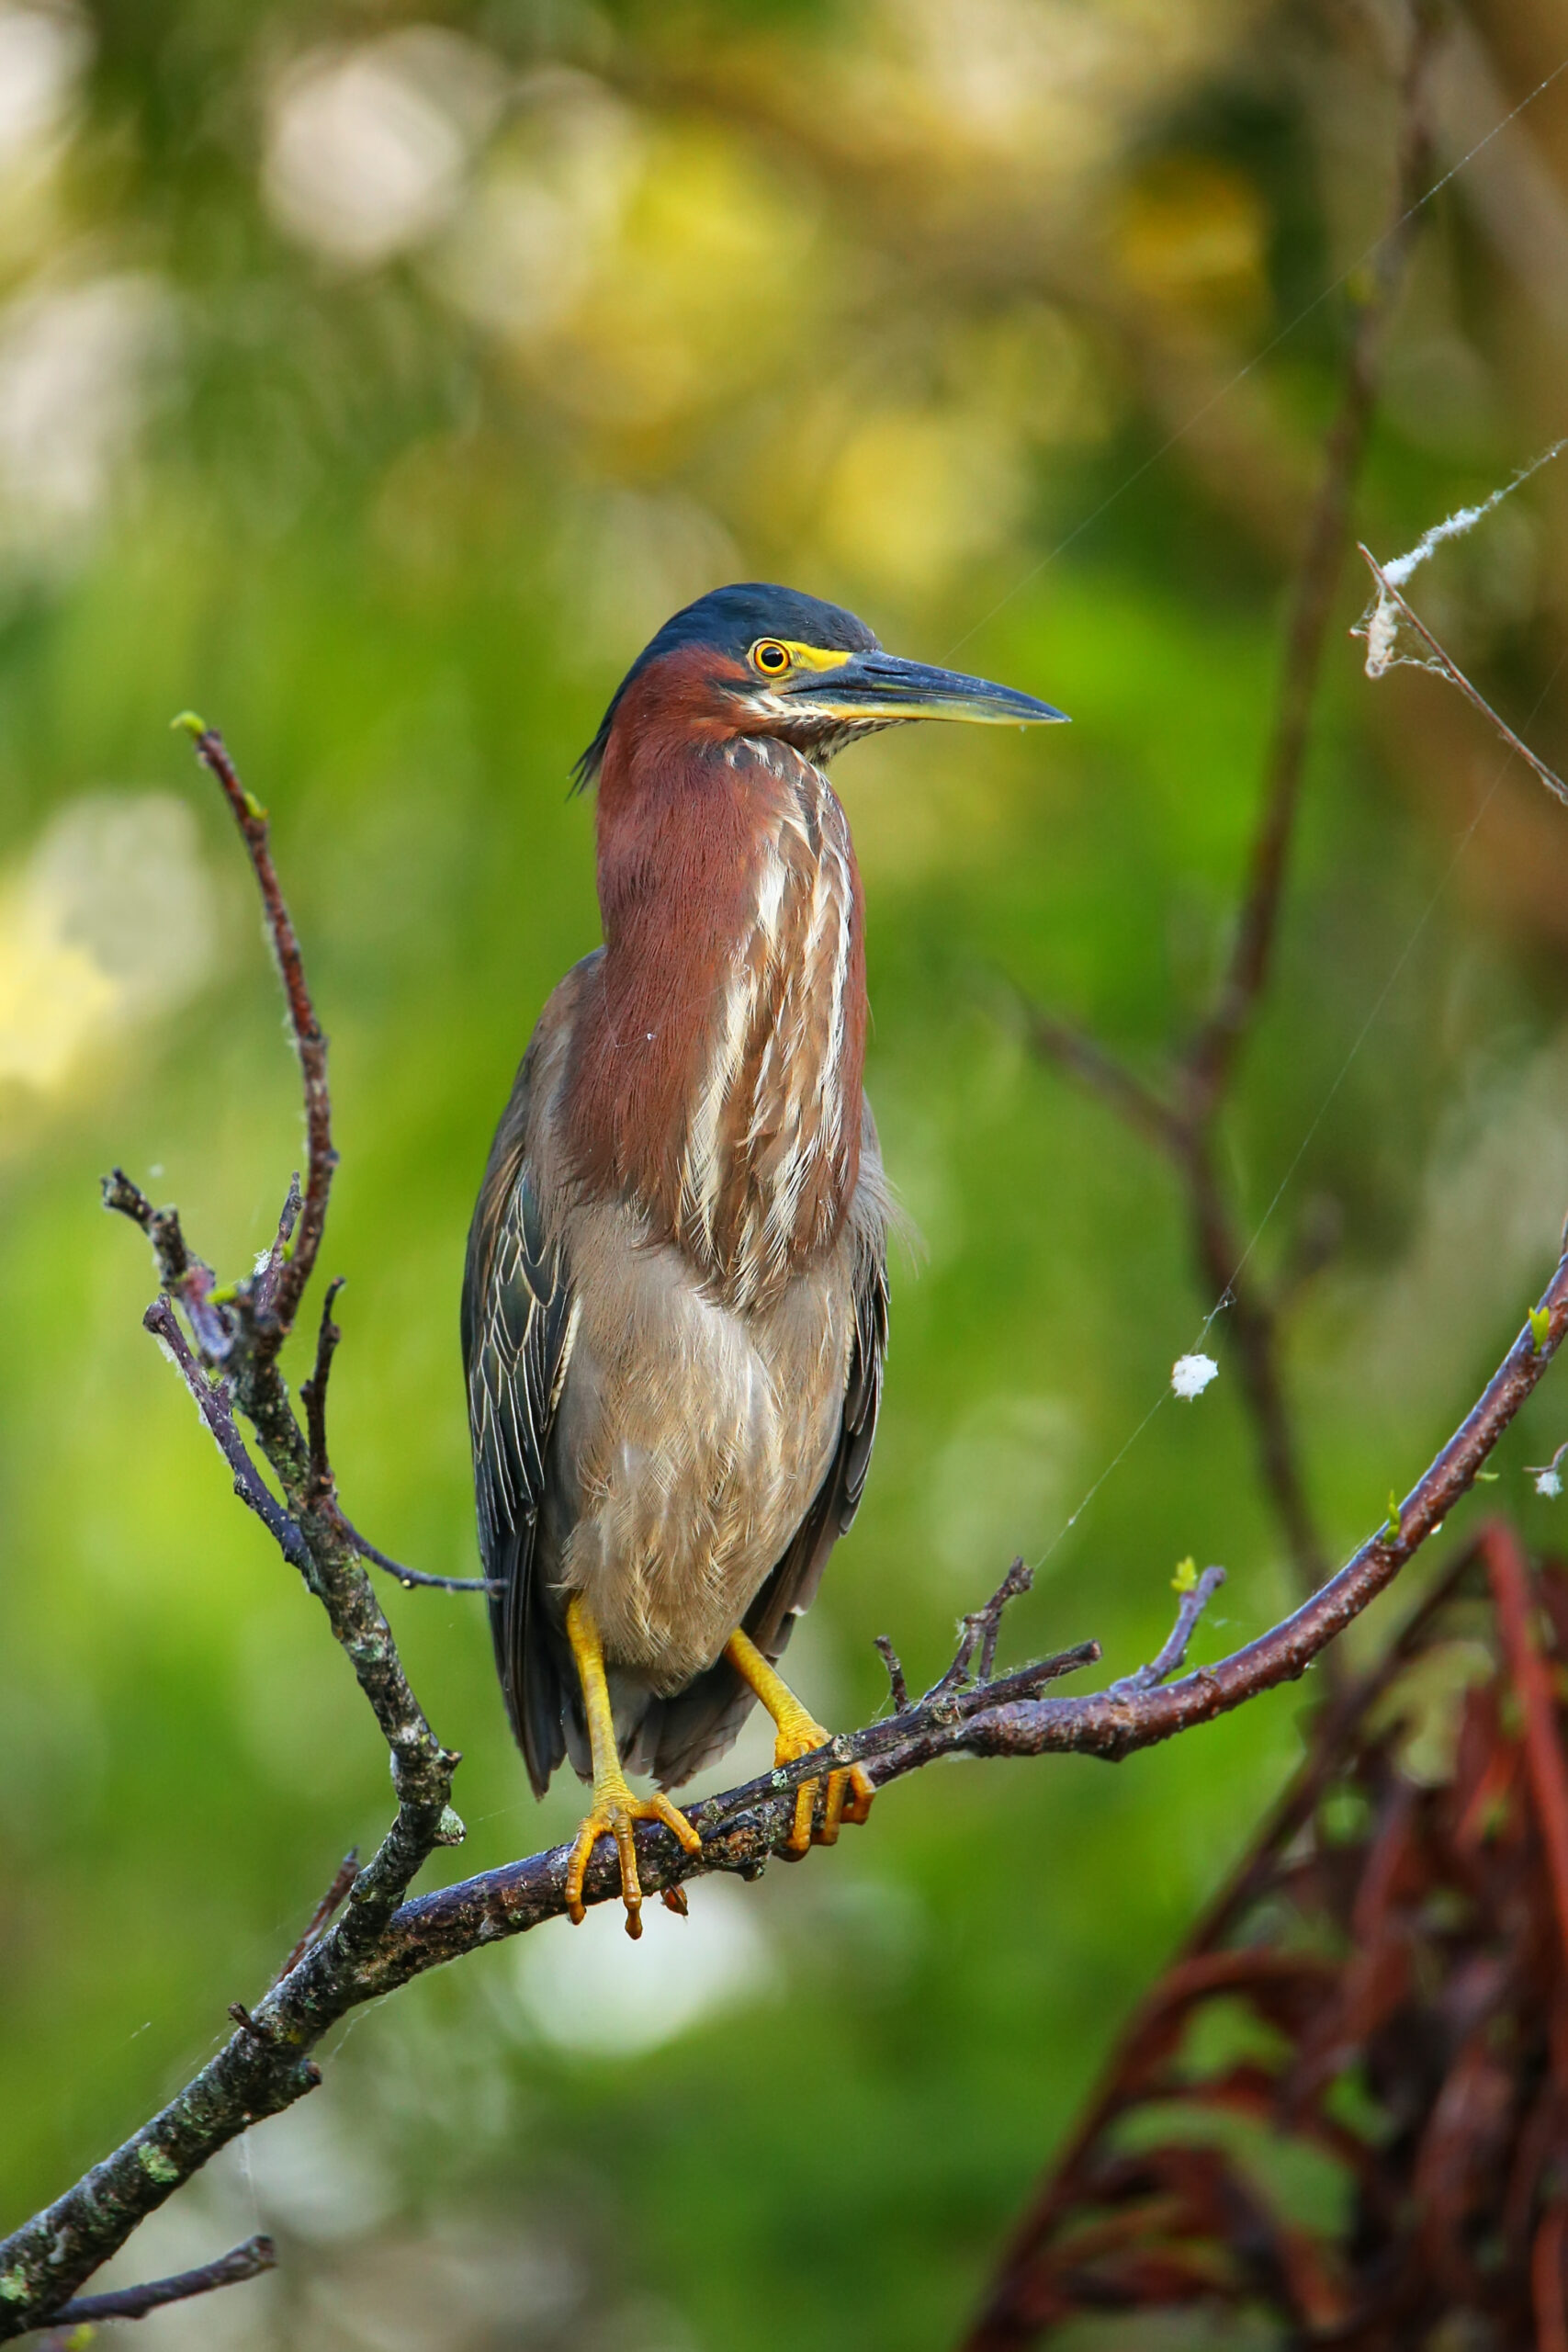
[{"xmin": 751, "ymin": 639, "xmax": 791, "ymax": 675}]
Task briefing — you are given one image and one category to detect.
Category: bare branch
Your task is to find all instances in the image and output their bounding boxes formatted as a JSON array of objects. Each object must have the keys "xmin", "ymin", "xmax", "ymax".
[
  {"xmin": 299, "ymin": 1277, "xmax": 344, "ymax": 1505},
  {"xmin": 1111, "ymin": 1566, "xmax": 1226, "ymax": 1697},
  {"xmin": 256, "ymin": 1173, "xmax": 302, "ymax": 1319},
  {"xmin": 1356, "ymin": 546, "xmax": 1568, "ymax": 808},
  {"xmin": 103, "ymin": 1172, "xmax": 232, "ymax": 1360},
  {"xmin": 26, "ymin": 2234, "xmax": 276, "ymax": 2331},
  {"xmin": 1021, "ymin": 1003, "xmax": 1183, "ymax": 1161},
  {"xmin": 141, "ymin": 1298, "xmax": 309, "ymax": 1571},
  {"xmin": 294, "ymin": 1280, "xmax": 496, "ymax": 1592},
  {"xmin": 112, "ymin": 733, "xmax": 463, "ymax": 1973},
  {"xmin": 929, "ymin": 1558, "xmax": 1034, "ymax": 1700},
  {"xmin": 4, "ymin": 1217, "xmax": 1562, "ymax": 2333},
  {"xmin": 177, "ymin": 718, "xmax": 335, "ymax": 1352},
  {"xmin": 339, "ymin": 1518, "xmax": 499, "ymax": 1595},
  {"xmin": 874, "ymin": 1634, "xmax": 909, "ymax": 1713}
]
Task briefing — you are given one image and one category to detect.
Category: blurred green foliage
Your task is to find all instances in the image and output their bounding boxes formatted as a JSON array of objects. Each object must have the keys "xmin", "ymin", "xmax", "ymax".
[{"xmin": 3, "ymin": 2, "xmax": 1568, "ymax": 2346}]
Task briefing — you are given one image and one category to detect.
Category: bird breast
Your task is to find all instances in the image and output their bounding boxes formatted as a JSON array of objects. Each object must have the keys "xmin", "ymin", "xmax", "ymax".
[{"xmin": 546, "ymin": 1187, "xmax": 863, "ymax": 1690}]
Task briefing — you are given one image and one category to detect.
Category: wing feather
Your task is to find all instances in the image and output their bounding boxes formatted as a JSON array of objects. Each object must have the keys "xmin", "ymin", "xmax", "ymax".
[{"xmin": 462, "ymin": 1052, "xmax": 576, "ymax": 1797}]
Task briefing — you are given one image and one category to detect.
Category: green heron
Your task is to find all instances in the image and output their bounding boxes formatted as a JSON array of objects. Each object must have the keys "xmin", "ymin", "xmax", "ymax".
[{"xmin": 463, "ymin": 584, "xmax": 1065, "ymax": 1935}]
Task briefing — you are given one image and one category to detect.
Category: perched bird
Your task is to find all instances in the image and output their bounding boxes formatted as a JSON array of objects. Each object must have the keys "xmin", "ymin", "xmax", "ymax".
[{"xmin": 463, "ymin": 584, "xmax": 1065, "ymax": 1934}]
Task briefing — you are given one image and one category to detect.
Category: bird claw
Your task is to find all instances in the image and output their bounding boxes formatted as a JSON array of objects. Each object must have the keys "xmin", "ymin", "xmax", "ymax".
[
  {"xmin": 564, "ymin": 1778, "xmax": 702, "ymax": 1939},
  {"xmin": 772, "ymin": 1713, "xmax": 875, "ymax": 1852}
]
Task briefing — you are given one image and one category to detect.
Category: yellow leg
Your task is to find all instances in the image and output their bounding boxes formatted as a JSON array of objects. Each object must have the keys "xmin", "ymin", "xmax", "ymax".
[
  {"xmin": 726, "ymin": 1629, "xmax": 874, "ymax": 1854},
  {"xmin": 564, "ymin": 1594, "xmax": 702, "ymax": 1939}
]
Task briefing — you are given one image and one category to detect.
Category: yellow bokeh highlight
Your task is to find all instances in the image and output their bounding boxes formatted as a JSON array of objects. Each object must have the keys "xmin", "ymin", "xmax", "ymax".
[
  {"xmin": 0, "ymin": 874, "xmax": 119, "ymax": 1091},
  {"xmin": 1114, "ymin": 154, "xmax": 1269, "ymax": 325}
]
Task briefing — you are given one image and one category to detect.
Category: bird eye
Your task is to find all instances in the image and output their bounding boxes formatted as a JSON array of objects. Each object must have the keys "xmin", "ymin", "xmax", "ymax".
[{"xmin": 751, "ymin": 639, "xmax": 791, "ymax": 675}]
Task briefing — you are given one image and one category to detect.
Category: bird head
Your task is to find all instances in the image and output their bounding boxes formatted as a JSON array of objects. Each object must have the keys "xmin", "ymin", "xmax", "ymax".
[{"xmin": 573, "ymin": 582, "xmax": 1066, "ymax": 786}]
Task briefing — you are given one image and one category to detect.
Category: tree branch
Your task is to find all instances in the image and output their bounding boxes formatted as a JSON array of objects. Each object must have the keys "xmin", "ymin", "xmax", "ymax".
[
  {"xmin": 1020, "ymin": 1001, "xmax": 1183, "ymax": 1162},
  {"xmin": 22, "ymin": 2235, "xmax": 276, "ymax": 2334},
  {"xmin": 5, "ymin": 1200, "xmax": 1563, "ymax": 2332},
  {"xmin": 338, "ymin": 1517, "xmax": 499, "ymax": 1595},
  {"xmin": 175, "ymin": 717, "xmax": 335, "ymax": 1354},
  {"xmin": 139, "ymin": 1296, "xmax": 310, "ymax": 1570}
]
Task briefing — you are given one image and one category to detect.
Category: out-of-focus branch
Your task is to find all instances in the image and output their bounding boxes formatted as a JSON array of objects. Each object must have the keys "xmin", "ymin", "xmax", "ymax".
[
  {"xmin": 22, "ymin": 2236, "xmax": 276, "ymax": 2335},
  {"xmin": 1019, "ymin": 1002, "xmax": 1184, "ymax": 1161},
  {"xmin": 1183, "ymin": 7, "xmax": 1439, "ymax": 1114},
  {"xmin": 1482, "ymin": 1522, "xmax": 1568, "ymax": 1970},
  {"xmin": 1023, "ymin": 9, "xmax": 1440, "ymax": 1605}
]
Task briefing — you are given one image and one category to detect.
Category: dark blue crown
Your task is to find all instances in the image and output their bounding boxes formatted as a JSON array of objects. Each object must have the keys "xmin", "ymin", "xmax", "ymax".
[{"xmin": 573, "ymin": 583, "xmax": 879, "ymax": 787}]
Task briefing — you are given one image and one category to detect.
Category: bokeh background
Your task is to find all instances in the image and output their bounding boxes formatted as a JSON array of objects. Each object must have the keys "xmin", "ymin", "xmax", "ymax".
[{"xmin": 4, "ymin": 2, "xmax": 1568, "ymax": 2346}]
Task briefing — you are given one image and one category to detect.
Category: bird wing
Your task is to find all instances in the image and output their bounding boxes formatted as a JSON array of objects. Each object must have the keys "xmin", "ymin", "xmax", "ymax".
[
  {"xmin": 749, "ymin": 1230, "xmax": 888, "ymax": 1653},
  {"xmin": 644, "ymin": 1221, "xmax": 888, "ymax": 1789},
  {"xmin": 462, "ymin": 1048, "xmax": 578, "ymax": 1798}
]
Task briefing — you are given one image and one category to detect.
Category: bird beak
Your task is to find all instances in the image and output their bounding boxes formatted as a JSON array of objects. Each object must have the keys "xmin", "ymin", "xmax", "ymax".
[{"xmin": 777, "ymin": 650, "xmax": 1068, "ymax": 729}]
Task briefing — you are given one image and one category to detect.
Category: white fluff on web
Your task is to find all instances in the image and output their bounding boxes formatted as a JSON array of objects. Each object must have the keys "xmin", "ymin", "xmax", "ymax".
[
  {"xmin": 1171, "ymin": 1353, "xmax": 1219, "ymax": 1401},
  {"xmin": 1357, "ymin": 437, "xmax": 1567, "ymax": 679}
]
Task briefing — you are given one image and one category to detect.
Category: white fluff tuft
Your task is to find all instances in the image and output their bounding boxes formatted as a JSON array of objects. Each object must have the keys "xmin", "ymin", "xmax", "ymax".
[{"xmin": 1171, "ymin": 1352, "xmax": 1219, "ymax": 1401}]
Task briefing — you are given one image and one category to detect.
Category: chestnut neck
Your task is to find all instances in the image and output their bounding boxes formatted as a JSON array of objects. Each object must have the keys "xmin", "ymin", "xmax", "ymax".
[{"xmin": 561, "ymin": 645, "xmax": 867, "ymax": 1303}]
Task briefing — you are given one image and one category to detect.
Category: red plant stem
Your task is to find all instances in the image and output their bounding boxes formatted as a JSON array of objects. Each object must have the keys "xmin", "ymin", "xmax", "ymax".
[
  {"xmin": 1534, "ymin": 2202, "xmax": 1568, "ymax": 2352},
  {"xmin": 1483, "ymin": 1522, "xmax": 1568, "ymax": 1974}
]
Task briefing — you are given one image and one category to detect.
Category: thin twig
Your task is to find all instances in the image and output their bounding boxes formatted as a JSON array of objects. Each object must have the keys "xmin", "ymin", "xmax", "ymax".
[
  {"xmin": 296, "ymin": 1280, "xmax": 493, "ymax": 1591},
  {"xmin": 874, "ymin": 1634, "xmax": 909, "ymax": 1713},
  {"xmin": 179, "ymin": 719, "xmax": 335, "ymax": 1351},
  {"xmin": 929, "ymin": 1559, "xmax": 1034, "ymax": 1700},
  {"xmin": 256, "ymin": 1174, "xmax": 302, "ymax": 1318},
  {"xmin": 103, "ymin": 1172, "xmax": 231, "ymax": 1361},
  {"xmin": 1022, "ymin": 1005, "xmax": 1182, "ymax": 1161},
  {"xmin": 1357, "ymin": 547, "xmax": 1568, "ymax": 808},
  {"xmin": 141, "ymin": 1299, "xmax": 309, "ymax": 1571},
  {"xmin": 30, "ymin": 2235, "xmax": 276, "ymax": 2329},
  {"xmin": 299, "ymin": 1278, "xmax": 344, "ymax": 1505},
  {"xmin": 277, "ymin": 1849, "xmax": 359, "ymax": 1982},
  {"xmin": 337, "ymin": 1517, "xmax": 499, "ymax": 1596},
  {"xmin": 1111, "ymin": 1566, "xmax": 1226, "ymax": 1697}
]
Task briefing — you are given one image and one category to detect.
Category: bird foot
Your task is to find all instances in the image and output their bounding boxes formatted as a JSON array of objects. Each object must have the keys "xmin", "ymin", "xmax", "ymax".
[
  {"xmin": 771, "ymin": 1702, "xmax": 874, "ymax": 1854},
  {"xmin": 564, "ymin": 1772, "xmax": 702, "ymax": 1939}
]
